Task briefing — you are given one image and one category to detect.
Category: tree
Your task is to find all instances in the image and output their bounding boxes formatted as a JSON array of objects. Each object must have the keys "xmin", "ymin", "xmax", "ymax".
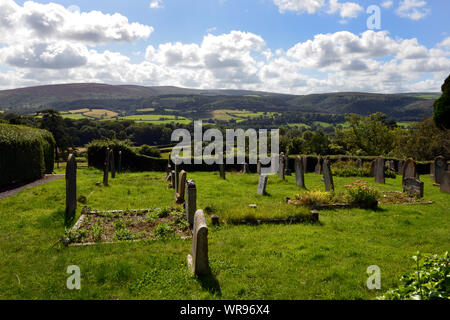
[
  {"xmin": 333, "ymin": 113, "xmax": 394, "ymax": 156},
  {"xmin": 38, "ymin": 109, "xmax": 72, "ymax": 153},
  {"xmin": 433, "ymin": 74, "xmax": 450, "ymax": 129}
]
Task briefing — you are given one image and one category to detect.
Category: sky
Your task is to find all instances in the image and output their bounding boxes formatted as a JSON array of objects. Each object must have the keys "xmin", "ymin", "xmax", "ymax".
[{"xmin": 0, "ymin": 0, "xmax": 449, "ymax": 94}]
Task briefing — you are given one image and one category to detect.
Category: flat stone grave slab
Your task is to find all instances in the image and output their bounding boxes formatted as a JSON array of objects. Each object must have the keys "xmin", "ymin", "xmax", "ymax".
[{"xmin": 66, "ymin": 206, "xmax": 190, "ymax": 245}]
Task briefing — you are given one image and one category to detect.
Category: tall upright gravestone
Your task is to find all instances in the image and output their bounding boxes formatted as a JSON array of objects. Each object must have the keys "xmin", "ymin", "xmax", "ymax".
[
  {"xmin": 110, "ymin": 149, "xmax": 115, "ymax": 179},
  {"xmin": 118, "ymin": 151, "xmax": 122, "ymax": 174},
  {"xmin": 187, "ymin": 210, "xmax": 210, "ymax": 276},
  {"xmin": 65, "ymin": 154, "xmax": 77, "ymax": 223},
  {"xmin": 314, "ymin": 156, "xmax": 322, "ymax": 174},
  {"xmin": 185, "ymin": 179, "xmax": 197, "ymax": 225},
  {"xmin": 374, "ymin": 157, "xmax": 385, "ymax": 184},
  {"xmin": 434, "ymin": 156, "xmax": 447, "ymax": 184},
  {"xmin": 440, "ymin": 171, "xmax": 450, "ymax": 193},
  {"xmin": 402, "ymin": 158, "xmax": 417, "ymax": 186},
  {"xmin": 322, "ymin": 159, "xmax": 334, "ymax": 191},
  {"xmin": 219, "ymin": 164, "xmax": 226, "ymax": 180},
  {"xmin": 397, "ymin": 160, "xmax": 404, "ymax": 175},
  {"xmin": 302, "ymin": 157, "xmax": 308, "ymax": 174},
  {"xmin": 176, "ymin": 170, "xmax": 187, "ymax": 204},
  {"xmin": 103, "ymin": 148, "xmax": 110, "ymax": 186},
  {"xmin": 257, "ymin": 160, "xmax": 261, "ymax": 175},
  {"xmin": 295, "ymin": 156, "xmax": 306, "ymax": 189},
  {"xmin": 278, "ymin": 153, "xmax": 285, "ymax": 180}
]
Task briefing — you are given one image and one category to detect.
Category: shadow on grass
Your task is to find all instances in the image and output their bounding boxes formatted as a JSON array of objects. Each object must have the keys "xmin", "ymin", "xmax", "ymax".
[{"xmin": 197, "ymin": 272, "xmax": 222, "ymax": 297}]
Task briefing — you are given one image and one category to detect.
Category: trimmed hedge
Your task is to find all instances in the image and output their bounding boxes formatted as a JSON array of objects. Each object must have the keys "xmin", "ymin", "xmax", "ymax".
[{"xmin": 0, "ymin": 124, "xmax": 55, "ymax": 188}]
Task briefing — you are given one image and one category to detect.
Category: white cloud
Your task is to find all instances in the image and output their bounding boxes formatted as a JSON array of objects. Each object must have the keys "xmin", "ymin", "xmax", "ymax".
[
  {"xmin": 273, "ymin": 0, "xmax": 325, "ymax": 14},
  {"xmin": 438, "ymin": 37, "xmax": 450, "ymax": 48},
  {"xmin": 328, "ymin": 0, "xmax": 364, "ymax": 19},
  {"xmin": 396, "ymin": 0, "xmax": 430, "ymax": 20},
  {"xmin": 381, "ymin": 1, "xmax": 394, "ymax": 9},
  {"xmin": 0, "ymin": 0, "xmax": 153, "ymax": 45},
  {"xmin": 150, "ymin": 1, "xmax": 163, "ymax": 9}
]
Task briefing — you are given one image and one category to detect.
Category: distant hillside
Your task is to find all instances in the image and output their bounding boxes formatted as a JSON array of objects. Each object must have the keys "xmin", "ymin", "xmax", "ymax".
[{"xmin": 0, "ymin": 83, "xmax": 438, "ymax": 121}]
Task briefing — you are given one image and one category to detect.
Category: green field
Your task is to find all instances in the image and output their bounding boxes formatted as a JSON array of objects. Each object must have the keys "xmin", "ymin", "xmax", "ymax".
[
  {"xmin": 119, "ymin": 115, "xmax": 191, "ymax": 124},
  {"xmin": 0, "ymin": 168, "xmax": 448, "ymax": 299}
]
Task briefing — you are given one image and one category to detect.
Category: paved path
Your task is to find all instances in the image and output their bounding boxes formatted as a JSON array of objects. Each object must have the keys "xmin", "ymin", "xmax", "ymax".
[{"xmin": 0, "ymin": 174, "xmax": 65, "ymax": 200}]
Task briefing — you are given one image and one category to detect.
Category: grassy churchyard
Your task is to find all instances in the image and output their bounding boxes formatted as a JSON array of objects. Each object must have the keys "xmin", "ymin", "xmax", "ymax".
[{"xmin": 0, "ymin": 167, "xmax": 448, "ymax": 300}]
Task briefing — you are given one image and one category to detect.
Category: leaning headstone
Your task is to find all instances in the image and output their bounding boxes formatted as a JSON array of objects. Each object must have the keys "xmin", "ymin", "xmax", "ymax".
[
  {"xmin": 434, "ymin": 156, "xmax": 447, "ymax": 184},
  {"xmin": 118, "ymin": 151, "xmax": 122, "ymax": 174},
  {"xmin": 103, "ymin": 148, "xmax": 110, "ymax": 186},
  {"xmin": 322, "ymin": 159, "xmax": 334, "ymax": 191},
  {"xmin": 278, "ymin": 153, "xmax": 285, "ymax": 180},
  {"xmin": 176, "ymin": 170, "xmax": 187, "ymax": 204},
  {"xmin": 403, "ymin": 178, "xmax": 424, "ymax": 198},
  {"xmin": 402, "ymin": 158, "xmax": 417, "ymax": 186},
  {"xmin": 257, "ymin": 160, "xmax": 261, "ymax": 175},
  {"xmin": 374, "ymin": 157, "xmax": 385, "ymax": 184},
  {"xmin": 314, "ymin": 156, "xmax": 322, "ymax": 174},
  {"xmin": 65, "ymin": 154, "xmax": 77, "ymax": 223},
  {"xmin": 440, "ymin": 171, "xmax": 450, "ymax": 193},
  {"xmin": 185, "ymin": 179, "xmax": 197, "ymax": 225},
  {"xmin": 219, "ymin": 164, "xmax": 226, "ymax": 179},
  {"xmin": 295, "ymin": 156, "xmax": 306, "ymax": 189},
  {"xmin": 187, "ymin": 210, "xmax": 210, "ymax": 276},
  {"xmin": 110, "ymin": 149, "xmax": 115, "ymax": 179},
  {"xmin": 257, "ymin": 175, "xmax": 268, "ymax": 195}
]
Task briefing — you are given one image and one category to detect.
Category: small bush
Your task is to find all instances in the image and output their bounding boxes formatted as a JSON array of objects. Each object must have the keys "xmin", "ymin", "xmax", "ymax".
[
  {"xmin": 379, "ymin": 252, "xmax": 449, "ymax": 300},
  {"xmin": 155, "ymin": 224, "xmax": 173, "ymax": 238},
  {"xmin": 295, "ymin": 191, "xmax": 335, "ymax": 207},
  {"xmin": 344, "ymin": 180, "xmax": 379, "ymax": 209},
  {"xmin": 139, "ymin": 144, "xmax": 161, "ymax": 158}
]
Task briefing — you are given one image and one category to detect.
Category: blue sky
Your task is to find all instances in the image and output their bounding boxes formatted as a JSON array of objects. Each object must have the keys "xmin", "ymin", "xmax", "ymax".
[{"xmin": 1, "ymin": 0, "xmax": 449, "ymax": 93}]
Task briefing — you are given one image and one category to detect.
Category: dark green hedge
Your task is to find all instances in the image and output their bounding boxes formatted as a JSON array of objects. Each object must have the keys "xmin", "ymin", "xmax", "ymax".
[
  {"xmin": 0, "ymin": 124, "xmax": 55, "ymax": 188},
  {"xmin": 87, "ymin": 140, "xmax": 167, "ymax": 172}
]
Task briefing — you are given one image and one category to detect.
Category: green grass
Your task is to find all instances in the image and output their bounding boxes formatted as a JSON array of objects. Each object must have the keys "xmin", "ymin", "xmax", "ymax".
[{"xmin": 0, "ymin": 169, "xmax": 448, "ymax": 300}]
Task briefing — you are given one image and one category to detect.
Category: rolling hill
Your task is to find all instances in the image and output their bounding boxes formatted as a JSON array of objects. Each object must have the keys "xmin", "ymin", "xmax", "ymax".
[{"xmin": 0, "ymin": 83, "xmax": 438, "ymax": 121}]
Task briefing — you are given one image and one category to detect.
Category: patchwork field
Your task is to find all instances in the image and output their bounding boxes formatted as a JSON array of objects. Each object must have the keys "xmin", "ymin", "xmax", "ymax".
[
  {"xmin": 0, "ymin": 168, "xmax": 448, "ymax": 299},
  {"xmin": 118, "ymin": 115, "xmax": 191, "ymax": 124},
  {"xmin": 210, "ymin": 109, "xmax": 279, "ymax": 122}
]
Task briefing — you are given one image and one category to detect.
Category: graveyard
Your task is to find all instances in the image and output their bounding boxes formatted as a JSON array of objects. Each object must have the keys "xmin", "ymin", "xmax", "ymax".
[{"xmin": 0, "ymin": 158, "xmax": 449, "ymax": 300}]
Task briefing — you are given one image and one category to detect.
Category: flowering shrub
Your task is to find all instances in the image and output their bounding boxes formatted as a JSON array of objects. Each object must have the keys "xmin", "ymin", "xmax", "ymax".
[
  {"xmin": 344, "ymin": 180, "xmax": 379, "ymax": 209},
  {"xmin": 295, "ymin": 191, "xmax": 335, "ymax": 207}
]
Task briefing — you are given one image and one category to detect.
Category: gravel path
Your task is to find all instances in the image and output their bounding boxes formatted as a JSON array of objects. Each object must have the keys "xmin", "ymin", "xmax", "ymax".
[{"xmin": 0, "ymin": 174, "xmax": 65, "ymax": 200}]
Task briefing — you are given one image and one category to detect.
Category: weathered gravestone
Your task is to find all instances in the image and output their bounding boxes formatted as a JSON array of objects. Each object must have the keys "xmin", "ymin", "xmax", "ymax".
[
  {"xmin": 322, "ymin": 159, "xmax": 334, "ymax": 191},
  {"xmin": 402, "ymin": 158, "xmax": 418, "ymax": 186},
  {"xmin": 278, "ymin": 153, "xmax": 285, "ymax": 180},
  {"xmin": 241, "ymin": 163, "xmax": 249, "ymax": 174},
  {"xmin": 370, "ymin": 160, "xmax": 376, "ymax": 177},
  {"xmin": 403, "ymin": 178, "xmax": 424, "ymax": 198},
  {"xmin": 356, "ymin": 158, "xmax": 362, "ymax": 169},
  {"xmin": 103, "ymin": 148, "xmax": 110, "ymax": 186},
  {"xmin": 257, "ymin": 174, "xmax": 268, "ymax": 195},
  {"xmin": 176, "ymin": 170, "xmax": 187, "ymax": 204},
  {"xmin": 434, "ymin": 156, "xmax": 447, "ymax": 184},
  {"xmin": 374, "ymin": 157, "xmax": 385, "ymax": 184},
  {"xmin": 440, "ymin": 171, "xmax": 450, "ymax": 193},
  {"xmin": 118, "ymin": 151, "xmax": 122, "ymax": 174},
  {"xmin": 284, "ymin": 154, "xmax": 292, "ymax": 176},
  {"xmin": 110, "ymin": 149, "xmax": 115, "ymax": 179},
  {"xmin": 65, "ymin": 154, "xmax": 77, "ymax": 223},
  {"xmin": 219, "ymin": 164, "xmax": 226, "ymax": 179},
  {"xmin": 314, "ymin": 156, "xmax": 322, "ymax": 174},
  {"xmin": 185, "ymin": 179, "xmax": 197, "ymax": 226},
  {"xmin": 387, "ymin": 160, "xmax": 395, "ymax": 172},
  {"xmin": 397, "ymin": 160, "xmax": 404, "ymax": 175},
  {"xmin": 187, "ymin": 209, "xmax": 210, "ymax": 276},
  {"xmin": 295, "ymin": 156, "xmax": 306, "ymax": 189},
  {"xmin": 170, "ymin": 170, "xmax": 175, "ymax": 189},
  {"xmin": 257, "ymin": 160, "xmax": 261, "ymax": 175}
]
